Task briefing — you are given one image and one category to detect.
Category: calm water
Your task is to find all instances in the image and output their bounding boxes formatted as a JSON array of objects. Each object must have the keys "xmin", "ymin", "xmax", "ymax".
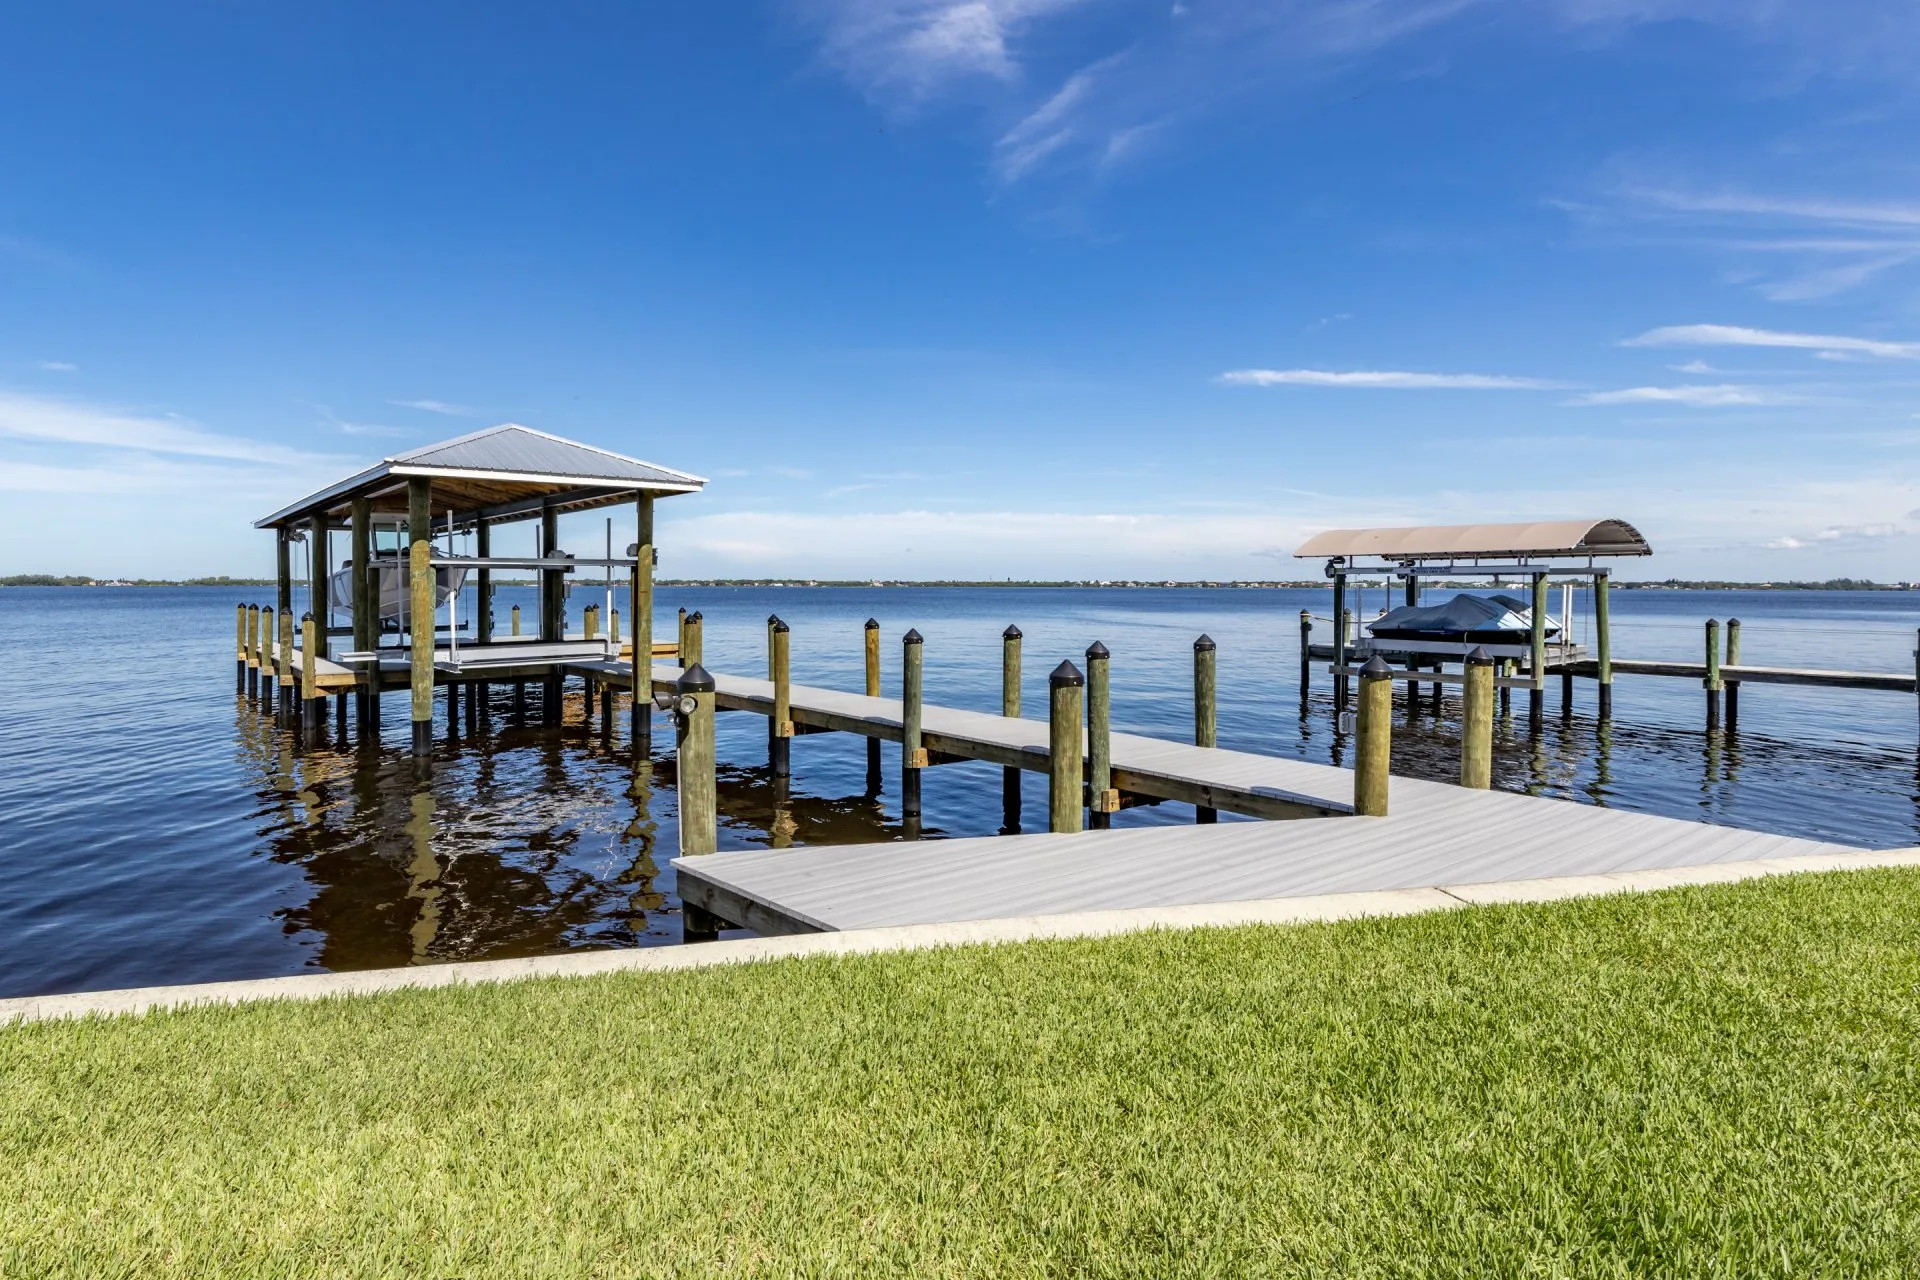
[{"xmin": 4, "ymin": 584, "xmax": 1919, "ymax": 998}]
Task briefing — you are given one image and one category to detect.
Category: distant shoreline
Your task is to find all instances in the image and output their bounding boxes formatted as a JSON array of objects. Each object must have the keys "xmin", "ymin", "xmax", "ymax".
[{"xmin": 4, "ymin": 574, "xmax": 1915, "ymax": 592}]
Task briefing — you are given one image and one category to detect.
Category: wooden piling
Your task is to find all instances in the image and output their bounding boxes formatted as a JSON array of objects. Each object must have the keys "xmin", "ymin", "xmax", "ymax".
[
  {"xmin": 1403, "ymin": 573, "xmax": 1420, "ymax": 706},
  {"xmin": 539, "ymin": 502, "xmax": 562, "ymax": 643},
  {"xmin": 632, "ymin": 489, "xmax": 655, "ymax": 755},
  {"xmin": 350, "ymin": 497, "xmax": 374, "ymax": 732},
  {"xmin": 257, "ymin": 603, "xmax": 272, "ymax": 704},
  {"xmin": 407, "ymin": 476, "xmax": 435, "ymax": 756},
  {"xmin": 307, "ymin": 516, "xmax": 328, "ymax": 663},
  {"xmin": 770, "ymin": 616, "xmax": 792, "ymax": 777},
  {"xmin": 512, "ymin": 604, "xmax": 522, "ymax": 637},
  {"xmin": 301, "ymin": 613, "xmax": 319, "ymax": 735},
  {"xmin": 1595, "ymin": 571, "xmax": 1613, "ymax": 719},
  {"xmin": 1705, "ymin": 618, "xmax": 1722, "ymax": 730},
  {"xmin": 475, "ymin": 516, "xmax": 492, "ymax": 647},
  {"xmin": 1048, "ymin": 660, "xmax": 1084, "ymax": 834},
  {"xmin": 1725, "ymin": 617, "xmax": 1741, "ymax": 731},
  {"xmin": 584, "ymin": 604, "xmax": 599, "ymax": 640},
  {"xmin": 683, "ymin": 611, "xmax": 704, "ymax": 670},
  {"xmin": 1528, "ymin": 572, "xmax": 1547, "ymax": 732},
  {"xmin": 1297, "ymin": 609, "xmax": 1312, "ymax": 702},
  {"xmin": 675, "ymin": 664, "xmax": 717, "ymax": 860},
  {"xmin": 1002, "ymin": 624, "xmax": 1022, "ymax": 830},
  {"xmin": 1331, "ymin": 573, "xmax": 1348, "ymax": 707},
  {"xmin": 277, "ymin": 605, "xmax": 295, "ymax": 723},
  {"xmin": 1086, "ymin": 641, "xmax": 1114, "ymax": 830},
  {"xmin": 902, "ymin": 629, "xmax": 924, "ymax": 820},
  {"xmin": 1354, "ymin": 656, "xmax": 1393, "ymax": 816},
  {"xmin": 246, "ymin": 603, "xmax": 261, "ymax": 699},
  {"xmin": 1193, "ymin": 634, "xmax": 1217, "ymax": 824},
  {"xmin": 864, "ymin": 618, "xmax": 882, "ymax": 794},
  {"xmin": 235, "ymin": 603, "xmax": 248, "ymax": 692},
  {"xmin": 1461, "ymin": 646, "xmax": 1493, "ymax": 789}
]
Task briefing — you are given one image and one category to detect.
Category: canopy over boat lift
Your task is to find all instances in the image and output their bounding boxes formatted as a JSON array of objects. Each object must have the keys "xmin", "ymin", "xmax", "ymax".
[
  {"xmin": 254, "ymin": 423, "xmax": 706, "ymax": 754},
  {"xmin": 1295, "ymin": 519, "xmax": 1652, "ymax": 725}
]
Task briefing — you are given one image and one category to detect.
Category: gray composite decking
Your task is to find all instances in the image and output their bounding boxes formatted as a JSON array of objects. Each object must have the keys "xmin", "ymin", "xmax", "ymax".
[{"xmin": 642, "ymin": 668, "xmax": 1882, "ymax": 936}]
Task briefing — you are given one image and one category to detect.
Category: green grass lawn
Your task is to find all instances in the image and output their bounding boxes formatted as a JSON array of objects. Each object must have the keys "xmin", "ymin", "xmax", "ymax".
[{"xmin": 6, "ymin": 868, "xmax": 1920, "ymax": 1278}]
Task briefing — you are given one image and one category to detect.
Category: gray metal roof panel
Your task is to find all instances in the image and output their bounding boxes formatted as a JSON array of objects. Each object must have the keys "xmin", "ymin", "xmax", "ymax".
[{"xmin": 389, "ymin": 424, "xmax": 705, "ymax": 486}]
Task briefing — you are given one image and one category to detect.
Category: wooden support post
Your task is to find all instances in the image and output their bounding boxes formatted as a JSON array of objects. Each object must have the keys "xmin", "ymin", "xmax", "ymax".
[
  {"xmin": 1002, "ymin": 624, "xmax": 1022, "ymax": 831},
  {"xmin": 864, "ymin": 618, "xmax": 882, "ymax": 795},
  {"xmin": 1354, "ymin": 656, "xmax": 1393, "ymax": 816},
  {"xmin": 901, "ymin": 629, "xmax": 925, "ymax": 820},
  {"xmin": 1499, "ymin": 657, "xmax": 1513, "ymax": 718},
  {"xmin": 1086, "ymin": 641, "xmax": 1114, "ymax": 830},
  {"xmin": 1193, "ymin": 634, "xmax": 1217, "ymax": 824},
  {"xmin": 275, "ymin": 528, "xmax": 292, "ymax": 616},
  {"xmin": 628, "ymin": 503, "xmax": 653, "ymax": 757},
  {"xmin": 475, "ymin": 518, "xmax": 492, "ymax": 647},
  {"xmin": 277, "ymin": 605, "xmax": 295, "ymax": 723},
  {"xmin": 770, "ymin": 616, "xmax": 792, "ymax": 777},
  {"xmin": 511, "ymin": 604, "xmax": 521, "ymax": 637},
  {"xmin": 677, "ymin": 607, "xmax": 688, "ymax": 659},
  {"xmin": 1331, "ymin": 573, "xmax": 1349, "ymax": 708},
  {"xmin": 584, "ymin": 604, "xmax": 599, "ymax": 640},
  {"xmin": 446, "ymin": 679, "xmax": 460, "ymax": 739},
  {"xmin": 407, "ymin": 476, "xmax": 435, "ymax": 757},
  {"xmin": 257, "ymin": 603, "xmax": 273, "ymax": 705},
  {"xmin": 599, "ymin": 680, "xmax": 612, "ymax": 740},
  {"xmin": 307, "ymin": 516, "xmax": 329, "ymax": 663},
  {"xmin": 350, "ymin": 497, "xmax": 373, "ymax": 731},
  {"xmin": 1561, "ymin": 666, "xmax": 1574, "ymax": 720},
  {"xmin": 1461, "ymin": 646, "xmax": 1493, "ymax": 789},
  {"xmin": 301, "ymin": 612, "xmax": 319, "ymax": 736},
  {"xmin": 245, "ymin": 603, "xmax": 261, "ymax": 699},
  {"xmin": 235, "ymin": 603, "xmax": 248, "ymax": 692},
  {"xmin": 683, "ymin": 611, "xmax": 703, "ymax": 671},
  {"xmin": 1404, "ymin": 572, "xmax": 1420, "ymax": 708},
  {"xmin": 1528, "ymin": 572, "xmax": 1547, "ymax": 733},
  {"xmin": 336, "ymin": 691, "xmax": 348, "ymax": 739},
  {"xmin": 1048, "ymin": 660, "xmax": 1084, "ymax": 834},
  {"xmin": 539, "ymin": 502, "xmax": 561, "ymax": 643},
  {"xmin": 675, "ymin": 664, "xmax": 717, "ymax": 861},
  {"xmin": 1595, "ymin": 571, "xmax": 1613, "ymax": 720},
  {"xmin": 543, "ymin": 671, "xmax": 562, "ymax": 726},
  {"xmin": 1298, "ymin": 609, "xmax": 1312, "ymax": 703},
  {"xmin": 1705, "ymin": 618, "xmax": 1722, "ymax": 731},
  {"xmin": 1725, "ymin": 616, "xmax": 1741, "ymax": 732}
]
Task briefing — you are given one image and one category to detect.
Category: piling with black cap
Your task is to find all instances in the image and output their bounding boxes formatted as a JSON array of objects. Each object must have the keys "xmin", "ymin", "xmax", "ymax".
[
  {"xmin": 1595, "ymin": 572, "xmax": 1614, "ymax": 719},
  {"xmin": 770, "ymin": 616, "xmax": 792, "ymax": 777},
  {"xmin": 1298, "ymin": 609, "xmax": 1312, "ymax": 702},
  {"xmin": 675, "ymin": 663, "xmax": 717, "ymax": 858},
  {"xmin": 683, "ymin": 611, "xmax": 704, "ymax": 671},
  {"xmin": 1193, "ymin": 634, "xmax": 1217, "ymax": 824},
  {"xmin": 863, "ymin": 618, "xmax": 882, "ymax": 793},
  {"xmin": 277, "ymin": 606, "xmax": 296, "ymax": 726},
  {"xmin": 235, "ymin": 603, "xmax": 248, "ymax": 693},
  {"xmin": 1528, "ymin": 572, "xmax": 1547, "ymax": 733},
  {"xmin": 1086, "ymin": 641, "xmax": 1115, "ymax": 829},
  {"xmin": 1354, "ymin": 655, "xmax": 1393, "ymax": 816},
  {"xmin": 1048, "ymin": 660, "xmax": 1085, "ymax": 834},
  {"xmin": 511, "ymin": 603, "xmax": 521, "ymax": 636},
  {"xmin": 1002, "ymin": 624, "xmax": 1023, "ymax": 830},
  {"xmin": 1461, "ymin": 645, "xmax": 1494, "ymax": 789},
  {"xmin": 1725, "ymin": 617, "xmax": 1742, "ymax": 731},
  {"xmin": 1705, "ymin": 618, "xmax": 1722, "ymax": 731},
  {"xmin": 246, "ymin": 603, "xmax": 262, "ymax": 699},
  {"xmin": 902, "ymin": 629, "xmax": 925, "ymax": 819}
]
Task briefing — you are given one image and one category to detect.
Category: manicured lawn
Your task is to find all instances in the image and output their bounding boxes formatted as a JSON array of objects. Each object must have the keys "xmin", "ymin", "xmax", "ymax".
[{"xmin": 6, "ymin": 868, "xmax": 1920, "ymax": 1277}]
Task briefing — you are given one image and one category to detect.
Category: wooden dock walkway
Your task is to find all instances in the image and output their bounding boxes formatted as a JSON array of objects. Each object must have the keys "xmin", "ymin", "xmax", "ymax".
[
  {"xmin": 671, "ymin": 764, "xmax": 1876, "ymax": 936},
  {"xmin": 567, "ymin": 661, "xmax": 1350, "ymax": 820}
]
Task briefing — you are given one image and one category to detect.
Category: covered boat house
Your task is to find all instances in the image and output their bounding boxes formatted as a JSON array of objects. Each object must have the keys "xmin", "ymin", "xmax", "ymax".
[
  {"xmin": 1294, "ymin": 519, "xmax": 1652, "ymax": 724},
  {"xmin": 253, "ymin": 424, "xmax": 706, "ymax": 754}
]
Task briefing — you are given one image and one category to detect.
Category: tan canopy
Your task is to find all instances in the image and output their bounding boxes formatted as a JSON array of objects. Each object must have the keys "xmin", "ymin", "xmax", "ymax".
[{"xmin": 1295, "ymin": 519, "xmax": 1649, "ymax": 563}]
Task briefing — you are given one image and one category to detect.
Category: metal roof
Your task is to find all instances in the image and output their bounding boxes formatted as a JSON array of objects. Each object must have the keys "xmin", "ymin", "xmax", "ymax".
[
  {"xmin": 1294, "ymin": 519, "xmax": 1650, "ymax": 563},
  {"xmin": 255, "ymin": 424, "xmax": 706, "ymax": 529}
]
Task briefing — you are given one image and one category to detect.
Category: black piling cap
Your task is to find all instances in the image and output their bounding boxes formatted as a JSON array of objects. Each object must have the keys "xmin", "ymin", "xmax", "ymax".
[
  {"xmin": 865, "ymin": 617, "xmax": 879, "ymax": 630},
  {"xmin": 1361, "ymin": 655, "xmax": 1392, "ymax": 679},
  {"xmin": 1466, "ymin": 645, "xmax": 1493, "ymax": 667},
  {"xmin": 689, "ymin": 611, "xmax": 703, "ymax": 623},
  {"xmin": 301, "ymin": 611, "xmax": 314, "ymax": 623},
  {"xmin": 1003, "ymin": 624, "xmax": 1022, "ymax": 640},
  {"xmin": 903, "ymin": 628, "xmax": 923, "ymax": 646},
  {"xmin": 771, "ymin": 617, "xmax": 789, "ymax": 634},
  {"xmin": 1086, "ymin": 640, "xmax": 1110, "ymax": 661},
  {"xmin": 1728, "ymin": 616, "xmax": 1741, "ymax": 627},
  {"xmin": 1050, "ymin": 659, "xmax": 1085, "ymax": 688},
  {"xmin": 1194, "ymin": 634, "xmax": 1216, "ymax": 652},
  {"xmin": 677, "ymin": 663, "xmax": 715, "ymax": 693},
  {"xmin": 768, "ymin": 613, "xmax": 780, "ymax": 625}
]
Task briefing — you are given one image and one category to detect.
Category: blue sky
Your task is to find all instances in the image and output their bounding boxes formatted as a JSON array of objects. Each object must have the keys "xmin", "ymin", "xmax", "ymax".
[{"xmin": 4, "ymin": 1, "xmax": 1919, "ymax": 580}]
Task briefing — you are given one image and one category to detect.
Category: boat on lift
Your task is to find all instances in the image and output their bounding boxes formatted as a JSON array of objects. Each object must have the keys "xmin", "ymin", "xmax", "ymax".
[
  {"xmin": 329, "ymin": 555, "xmax": 472, "ymax": 629},
  {"xmin": 1367, "ymin": 592, "xmax": 1560, "ymax": 646}
]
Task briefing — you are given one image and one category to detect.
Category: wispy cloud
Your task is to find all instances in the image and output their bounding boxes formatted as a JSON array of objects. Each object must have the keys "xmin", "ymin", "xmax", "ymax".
[
  {"xmin": 1566, "ymin": 384, "xmax": 1798, "ymax": 407},
  {"xmin": 388, "ymin": 398, "xmax": 474, "ymax": 415},
  {"xmin": 0, "ymin": 390, "xmax": 345, "ymax": 467},
  {"xmin": 1221, "ymin": 368, "xmax": 1565, "ymax": 389},
  {"xmin": 1624, "ymin": 324, "xmax": 1920, "ymax": 360},
  {"xmin": 35, "ymin": 361, "xmax": 77, "ymax": 373}
]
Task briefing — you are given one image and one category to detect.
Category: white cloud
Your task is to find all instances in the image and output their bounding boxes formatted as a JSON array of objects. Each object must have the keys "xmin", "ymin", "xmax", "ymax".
[
  {"xmin": 36, "ymin": 361, "xmax": 77, "ymax": 373},
  {"xmin": 1766, "ymin": 536, "xmax": 1805, "ymax": 550},
  {"xmin": 1567, "ymin": 384, "xmax": 1797, "ymax": 407},
  {"xmin": 1623, "ymin": 324, "xmax": 1920, "ymax": 360},
  {"xmin": 1221, "ymin": 368, "xmax": 1565, "ymax": 389},
  {"xmin": 0, "ymin": 390, "xmax": 347, "ymax": 467},
  {"xmin": 388, "ymin": 398, "xmax": 474, "ymax": 415}
]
